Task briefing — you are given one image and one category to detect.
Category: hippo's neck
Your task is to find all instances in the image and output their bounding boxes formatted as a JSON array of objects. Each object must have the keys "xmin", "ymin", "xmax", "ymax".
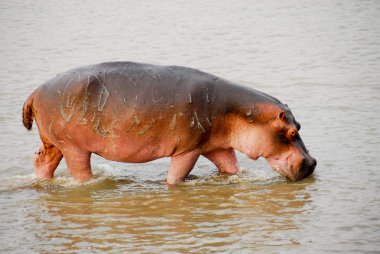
[
  {"xmin": 214, "ymin": 79, "xmax": 285, "ymax": 120},
  {"xmin": 204, "ymin": 80, "xmax": 286, "ymax": 154}
]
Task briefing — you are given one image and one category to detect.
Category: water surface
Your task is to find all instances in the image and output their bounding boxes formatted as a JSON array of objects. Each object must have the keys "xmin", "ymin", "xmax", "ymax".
[{"xmin": 1, "ymin": 0, "xmax": 379, "ymax": 253}]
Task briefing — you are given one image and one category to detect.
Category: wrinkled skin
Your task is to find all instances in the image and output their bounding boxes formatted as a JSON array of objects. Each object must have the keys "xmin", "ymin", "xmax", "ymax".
[{"xmin": 23, "ymin": 62, "xmax": 316, "ymax": 184}]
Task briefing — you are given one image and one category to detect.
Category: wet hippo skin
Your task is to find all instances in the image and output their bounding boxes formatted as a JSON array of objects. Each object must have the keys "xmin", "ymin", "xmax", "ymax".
[{"xmin": 23, "ymin": 62, "xmax": 316, "ymax": 184}]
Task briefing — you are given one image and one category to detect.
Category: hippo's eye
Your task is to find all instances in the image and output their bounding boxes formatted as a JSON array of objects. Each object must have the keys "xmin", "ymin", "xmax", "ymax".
[{"xmin": 289, "ymin": 129, "xmax": 297, "ymax": 137}]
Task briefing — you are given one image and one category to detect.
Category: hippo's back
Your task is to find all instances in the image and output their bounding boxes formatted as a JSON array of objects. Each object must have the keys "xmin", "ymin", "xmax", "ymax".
[{"xmin": 36, "ymin": 61, "xmax": 221, "ymax": 108}]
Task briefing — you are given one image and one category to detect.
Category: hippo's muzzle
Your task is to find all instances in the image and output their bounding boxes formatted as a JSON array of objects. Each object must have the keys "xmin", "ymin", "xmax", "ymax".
[
  {"xmin": 267, "ymin": 152, "xmax": 317, "ymax": 181},
  {"xmin": 293, "ymin": 156, "xmax": 317, "ymax": 181}
]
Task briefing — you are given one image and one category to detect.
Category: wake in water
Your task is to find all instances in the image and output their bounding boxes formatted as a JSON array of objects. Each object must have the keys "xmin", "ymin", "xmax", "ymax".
[
  {"xmin": 0, "ymin": 171, "xmax": 110, "ymax": 192},
  {"xmin": 0, "ymin": 161, "xmax": 285, "ymax": 192},
  {"xmin": 183, "ymin": 168, "xmax": 285, "ymax": 186}
]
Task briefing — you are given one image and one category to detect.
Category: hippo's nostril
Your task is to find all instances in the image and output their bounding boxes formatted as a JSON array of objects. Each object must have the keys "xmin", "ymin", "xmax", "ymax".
[{"xmin": 298, "ymin": 157, "xmax": 316, "ymax": 180}]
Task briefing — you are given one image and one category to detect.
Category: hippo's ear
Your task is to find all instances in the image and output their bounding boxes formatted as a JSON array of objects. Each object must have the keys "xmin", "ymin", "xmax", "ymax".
[{"xmin": 278, "ymin": 111, "xmax": 286, "ymax": 121}]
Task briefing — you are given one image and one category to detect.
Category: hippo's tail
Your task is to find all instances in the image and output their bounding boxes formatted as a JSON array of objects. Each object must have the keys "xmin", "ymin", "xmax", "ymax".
[{"xmin": 22, "ymin": 92, "xmax": 36, "ymax": 131}]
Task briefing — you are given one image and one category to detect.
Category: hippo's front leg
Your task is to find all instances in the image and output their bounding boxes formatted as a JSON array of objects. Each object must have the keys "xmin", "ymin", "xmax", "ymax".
[
  {"xmin": 167, "ymin": 151, "xmax": 200, "ymax": 184},
  {"xmin": 203, "ymin": 148, "xmax": 239, "ymax": 174}
]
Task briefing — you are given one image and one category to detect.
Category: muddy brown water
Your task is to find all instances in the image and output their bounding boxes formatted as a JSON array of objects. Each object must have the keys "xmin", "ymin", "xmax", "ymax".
[{"xmin": 1, "ymin": 0, "xmax": 379, "ymax": 253}]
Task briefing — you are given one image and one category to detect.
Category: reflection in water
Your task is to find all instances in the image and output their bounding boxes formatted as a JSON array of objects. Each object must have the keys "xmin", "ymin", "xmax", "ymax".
[{"xmin": 28, "ymin": 177, "xmax": 312, "ymax": 253}]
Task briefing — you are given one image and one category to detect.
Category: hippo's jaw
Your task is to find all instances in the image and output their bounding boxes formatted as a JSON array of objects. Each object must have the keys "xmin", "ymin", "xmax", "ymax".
[
  {"xmin": 266, "ymin": 154, "xmax": 293, "ymax": 180},
  {"xmin": 266, "ymin": 153, "xmax": 316, "ymax": 181}
]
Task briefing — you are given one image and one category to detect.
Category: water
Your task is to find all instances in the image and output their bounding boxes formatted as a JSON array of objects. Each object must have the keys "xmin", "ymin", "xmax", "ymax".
[{"xmin": 1, "ymin": 0, "xmax": 380, "ymax": 253}]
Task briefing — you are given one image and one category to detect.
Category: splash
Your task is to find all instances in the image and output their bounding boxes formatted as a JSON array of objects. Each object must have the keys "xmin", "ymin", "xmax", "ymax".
[
  {"xmin": 182, "ymin": 167, "xmax": 286, "ymax": 186},
  {"xmin": 35, "ymin": 174, "xmax": 109, "ymax": 190},
  {"xmin": 0, "ymin": 173, "xmax": 36, "ymax": 192},
  {"xmin": 0, "ymin": 163, "xmax": 285, "ymax": 192}
]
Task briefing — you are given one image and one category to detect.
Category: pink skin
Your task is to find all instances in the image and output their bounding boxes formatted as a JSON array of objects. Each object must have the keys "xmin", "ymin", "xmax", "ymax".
[
  {"xmin": 25, "ymin": 76, "xmax": 315, "ymax": 184},
  {"xmin": 30, "ymin": 104, "xmax": 314, "ymax": 184},
  {"xmin": 31, "ymin": 111, "xmax": 240, "ymax": 184},
  {"xmin": 34, "ymin": 144, "xmax": 63, "ymax": 179},
  {"xmin": 228, "ymin": 105, "xmax": 316, "ymax": 181},
  {"xmin": 22, "ymin": 62, "xmax": 317, "ymax": 184}
]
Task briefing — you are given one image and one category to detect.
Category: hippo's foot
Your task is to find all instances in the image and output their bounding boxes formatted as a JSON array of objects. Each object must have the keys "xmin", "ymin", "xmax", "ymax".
[
  {"xmin": 63, "ymin": 148, "xmax": 93, "ymax": 183},
  {"xmin": 203, "ymin": 148, "xmax": 240, "ymax": 175},
  {"xmin": 167, "ymin": 151, "xmax": 200, "ymax": 185},
  {"xmin": 34, "ymin": 144, "xmax": 63, "ymax": 180}
]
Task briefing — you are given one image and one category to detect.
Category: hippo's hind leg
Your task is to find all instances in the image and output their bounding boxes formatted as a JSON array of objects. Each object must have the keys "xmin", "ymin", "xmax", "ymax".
[
  {"xmin": 167, "ymin": 151, "xmax": 200, "ymax": 184},
  {"xmin": 62, "ymin": 148, "xmax": 92, "ymax": 183},
  {"xmin": 34, "ymin": 143, "xmax": 63, "ymax": 180},
  {"xmin": 203, "ymin": 148, "xmax": 240, "ymax": 174}
]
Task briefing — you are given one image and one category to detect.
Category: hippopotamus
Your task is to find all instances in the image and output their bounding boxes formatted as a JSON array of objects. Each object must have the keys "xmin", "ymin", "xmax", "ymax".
[{"xmin": 22, "ymin": 61, "xmax": 316, "ymax": 184}]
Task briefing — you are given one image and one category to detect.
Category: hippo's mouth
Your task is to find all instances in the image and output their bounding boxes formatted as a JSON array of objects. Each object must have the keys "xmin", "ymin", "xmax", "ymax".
[
  {"xmin": 266, "ymin": 153, "xmax": 316, "ymax": 181},
  {"xmin": 266, "ymin": 154, "xmax": 294, "ymax": 180}
]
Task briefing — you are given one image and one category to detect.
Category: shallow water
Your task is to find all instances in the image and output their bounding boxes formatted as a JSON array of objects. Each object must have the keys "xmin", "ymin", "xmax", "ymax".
[{"xmin": 1, "ymin": 0, "xmax": 380, "ymax": 253}]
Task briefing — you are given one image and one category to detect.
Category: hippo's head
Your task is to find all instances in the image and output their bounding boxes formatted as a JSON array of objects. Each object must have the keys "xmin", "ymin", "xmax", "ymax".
[{"xmin": 232, "ymin": 103, "xmax": 316, "ymax": 181}]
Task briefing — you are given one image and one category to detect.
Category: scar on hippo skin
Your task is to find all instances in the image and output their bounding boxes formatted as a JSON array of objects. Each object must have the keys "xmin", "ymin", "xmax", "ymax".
[
  {"xmin": 76, "ymin": 77, "xmax": 91, "ymax": 125},
  {"xmin": 126, "ymin": 115, "xmax": 141, "ymax": 132},
  {"xmin": 206, "ymin": 117, "xmax": 212, "ymax": 126},
  {"xmin": 60, "ymin": 72, "xmax": 80, "ymax": 122},
  {"xmin": 188, "ymin": 92, "xmax": 193, "ymax": 104},
  {"xmin": 152, "ymin": 87, "xmax": 164, "ymax": 104},
  {"xmin": 60, "ymin": 97, "xmax": 76, "ymax": 123},
  {"xmin": 190, "ymin": 116, "xmax": 195, "ymax": 128},
  {"xmin": 114, "ymin": 72, "xmax": 138, "ymax": 87},
  {"xmin": 206, "ymin": 92, "xmax": 210, "ymax": 103},
  {"xmin": 138, "ymin": 119, "xmax": 156, "ymax": 136},
  {"xmin": 93, "ymin": 115, "xmax": 118, "ymax": 138},
  {"xmin": 194, "ymin": 110, "xmax": 206, "ymax": 133},
  {"xmin": 96, "ymin": 84, "xmax": 109, "ymax": 112},
  {"xmin": 23, "ymin": 61, "xmax": 316, "ymax": 184},
  {"xmin": 144, "ymin": 67, "xmax": 162, "ymax": 80},
  {"xmin": 170, "ymin": 114, "xmax": 177, "ymax": 130}
]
